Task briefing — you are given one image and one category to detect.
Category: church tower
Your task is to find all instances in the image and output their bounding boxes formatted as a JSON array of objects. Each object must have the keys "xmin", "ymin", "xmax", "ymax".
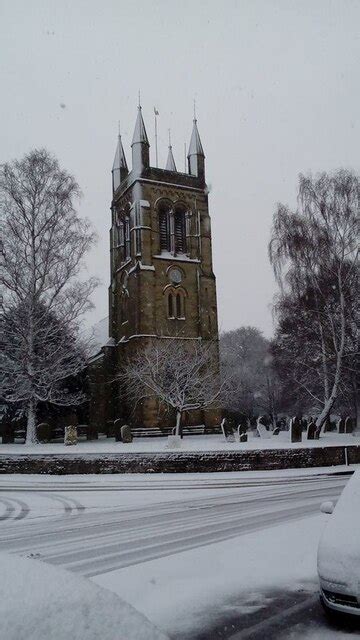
[{"xmin": 108, "ymin": 105, "xmax": 220, "ymax": 428}]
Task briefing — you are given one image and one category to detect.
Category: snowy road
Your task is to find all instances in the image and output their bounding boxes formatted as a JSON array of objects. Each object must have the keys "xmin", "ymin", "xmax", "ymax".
[{"xmin": 0, "ymin": 471, "xmax": 356, "ymax": 638}]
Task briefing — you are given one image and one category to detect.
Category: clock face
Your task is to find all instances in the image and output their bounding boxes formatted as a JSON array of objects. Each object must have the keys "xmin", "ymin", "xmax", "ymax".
[{"xmin": 169, "ymin": 268, "xmax": 182, "ymax": 284}]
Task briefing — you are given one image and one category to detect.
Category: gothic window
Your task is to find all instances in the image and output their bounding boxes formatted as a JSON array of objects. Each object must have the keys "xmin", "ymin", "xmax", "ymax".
[
  {"xmin": 167, "ymin": 288, "xmax": 185, "ymax": 319},
  {"xmin": 159, "ymin": 205, "xmax": 170, "ymax": 252},
  {"xmin": 176, "ymin": 293, "xmax": 182, "ymax": 318},
  {"xmin": 174, "ymin": 209, "xmax": 187, "ymax": 254},
  {"xmin": 124, "ymin": 217, "xmax": 131, "ymax": 259},
  {"xmin": 168, "ymin": 292, "xmax": 174, "ymax": 318}
]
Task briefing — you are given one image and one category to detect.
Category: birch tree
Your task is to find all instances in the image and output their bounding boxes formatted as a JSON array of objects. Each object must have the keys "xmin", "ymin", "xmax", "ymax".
[
  {"xmin": 121, "ymin": 339, "xmax": 222, "ymax": 435},
  {"xmin": 0, "ymin": 149, "xmax": 97, "ymax": 444},
  {"xmin": 269, "ymin": 169, "xmax": 359, "ymax": 430}
]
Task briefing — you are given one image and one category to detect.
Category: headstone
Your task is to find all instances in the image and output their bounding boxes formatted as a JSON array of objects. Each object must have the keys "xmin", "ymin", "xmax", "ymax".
[
  {"xmin": 306, "ymin": 421, "xmax": 317, "ymax": 440},
  {"xmin": 321, "ymin": 418, "xmax": 330, "ymax": 434},
  {"xmin": 238, "ymin": 424, "xmax": 248, "ymax": 443},
  {"xmin": 36, "ymin": 422, "xmax": 51, "ymax": 443},
  {"xmin": 114, "ymin": 418, "xmax": 122, "ymax": 442},
  {"xmin": 337, "ymin": 418, "xmax": 345, "ymax": 434},
  {"xmin": 121, "ymin": 424, "xmax": 133, "ymax": 443},
  {"xmin": 256, "ymin": 416, "xmax": 271, "ymax": 439},
  {"xmin": 2, "ymin": 423, "xmax": 14, "ymax": 444},
  {"xmin": 64, "ymin": 424, "xmax": 77, "ymax": 446},
  {"xmin": 290, "ymin": 416, "xmax": 302, "ymax": 443},
  {"xmin": 344, "ymin": 416, "xmax": 353, "ymax": 434},
  {"xmin": 221, "ymin": 418, "xmax": 235, "ymax": 442}
]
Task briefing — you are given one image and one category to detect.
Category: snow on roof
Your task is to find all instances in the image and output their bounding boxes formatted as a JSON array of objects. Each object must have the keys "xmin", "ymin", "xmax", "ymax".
[{"xmin": 0, "ymin": 552, "xmax": 168, "ymax": 640}]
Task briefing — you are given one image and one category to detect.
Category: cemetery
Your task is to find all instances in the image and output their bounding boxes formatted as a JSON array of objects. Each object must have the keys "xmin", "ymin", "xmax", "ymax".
[{"xmin": 1, "ymin": 414, "xmax": 359, "ymax": 474}]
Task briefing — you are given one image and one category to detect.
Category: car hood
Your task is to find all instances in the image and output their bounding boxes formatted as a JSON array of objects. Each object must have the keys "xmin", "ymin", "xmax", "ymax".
[{"xmin": 318, "ymin": 470, "xmax": 360, "ymax": 592}]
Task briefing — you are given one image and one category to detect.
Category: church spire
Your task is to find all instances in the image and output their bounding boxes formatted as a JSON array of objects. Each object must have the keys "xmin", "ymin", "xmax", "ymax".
[
  {"xmin": 165, "ymin": 130, "xmax": 177, "ymax": 171},
  {"xmin": 131, "ymin": 105, "xmax": 149, "ymax": 146},
  {"xmin": 187, "ymin": 116, "xmax": 205, "ymax": 180},
  {"xmin": 131, "ymin": 103, "xmax": 150, "ymax": 174},
  {"xmin": 112, "ymin": 129, "xmax": 128, "ymax": 192}
]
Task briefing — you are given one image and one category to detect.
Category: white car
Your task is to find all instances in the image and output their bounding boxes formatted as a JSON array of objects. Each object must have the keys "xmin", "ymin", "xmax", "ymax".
[{"xmin": 318, "ymin": 470, "xmax": 360, "ymax": 618}]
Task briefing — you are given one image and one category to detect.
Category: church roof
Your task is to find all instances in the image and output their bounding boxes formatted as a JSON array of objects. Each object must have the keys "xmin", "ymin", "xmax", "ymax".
[
  {"xmin": 165, "ymin": 145, "xmax": 177, "ymax": 171},
  {"xmin": 131, "ymin": 106, "xmax": 149, "ymax": 146},
  {"xmin": 188, "ymin": 119, "xmax": 204, "ymax": 157},
  {"xmin": 112, "ymin": 135, "xmax": 128, "ymax": 171}
]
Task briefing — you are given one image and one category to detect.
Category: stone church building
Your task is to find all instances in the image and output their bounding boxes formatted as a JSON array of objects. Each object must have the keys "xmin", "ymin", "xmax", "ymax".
[{"xmin": 89, "ymin": 106, "xmax": 220, "ymax": 430}]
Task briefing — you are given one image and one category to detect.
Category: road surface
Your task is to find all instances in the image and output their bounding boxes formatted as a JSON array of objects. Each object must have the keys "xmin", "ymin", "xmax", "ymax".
[{"xmin": 0, "ymin": 471, "xmax": 355, "ymax": 638}]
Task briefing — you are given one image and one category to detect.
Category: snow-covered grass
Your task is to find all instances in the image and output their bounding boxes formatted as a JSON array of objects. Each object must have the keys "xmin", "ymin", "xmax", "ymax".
[
  {"xmin": 1, "ymin": 431, "xmax": 359, "ymax": 454},
  {"xmin": 0, "ymin": 552, "xmax": 168, "ymax": 640}
]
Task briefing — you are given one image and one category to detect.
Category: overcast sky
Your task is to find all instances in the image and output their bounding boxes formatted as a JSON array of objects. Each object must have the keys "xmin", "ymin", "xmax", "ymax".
[{"xmin": 1, "ymin": 0, "xmax": 359, "ymax": 337}]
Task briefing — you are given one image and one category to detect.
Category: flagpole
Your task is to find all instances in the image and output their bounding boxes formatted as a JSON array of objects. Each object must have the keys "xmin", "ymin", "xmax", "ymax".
[{"xmin": 154, "ymin": 109, "xmax": 158, "ymax": 168}]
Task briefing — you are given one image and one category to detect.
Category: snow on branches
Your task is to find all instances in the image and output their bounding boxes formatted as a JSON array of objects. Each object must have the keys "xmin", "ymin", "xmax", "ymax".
[{"xmin": 0, "ymin": 149, "xmax": 98, "ymax": 443}]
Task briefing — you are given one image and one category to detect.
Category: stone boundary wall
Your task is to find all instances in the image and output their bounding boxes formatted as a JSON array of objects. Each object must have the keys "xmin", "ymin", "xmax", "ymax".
[{"xmin": 0, "ymin": 445, "xmax": 359, "ymax": 474}]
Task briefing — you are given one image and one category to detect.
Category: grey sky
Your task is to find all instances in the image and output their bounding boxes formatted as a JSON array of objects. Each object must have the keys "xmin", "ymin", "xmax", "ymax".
[{"xmin": 1, "ymin": 0, "xmax": 359, "ymax": 337}]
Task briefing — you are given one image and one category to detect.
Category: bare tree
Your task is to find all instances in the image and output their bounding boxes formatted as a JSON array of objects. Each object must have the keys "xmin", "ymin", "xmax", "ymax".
[
  {"xmin": 269, "ymin": 170, "xmax": 359, "ymax": 430},
  {"xmin": 121, "ymin": 339, "xmax": 222, "ymax": 435},
  {"xmin": 0, "ymin": 149, "xmax": 98, "ymax": 444},
  {"xmin": 220, "ymin": 326, "xmax": 281, "ymax": 422}
]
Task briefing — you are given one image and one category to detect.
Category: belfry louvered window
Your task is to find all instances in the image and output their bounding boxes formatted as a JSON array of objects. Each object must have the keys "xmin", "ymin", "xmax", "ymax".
[
  {"xmin": 159, "ymin": 208, "xmax": 170, "ymax": 252},
  {"xmin": 174, "ymin": 210, "xmax": 186, "ymax": 254}
]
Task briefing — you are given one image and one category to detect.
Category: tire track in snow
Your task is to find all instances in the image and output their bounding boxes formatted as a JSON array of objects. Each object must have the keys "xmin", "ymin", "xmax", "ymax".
[
  {"xmin": 0, "ymin": 497, "xmax": 29, "ymax": 521},
  {"xmin": 0, "ymin": 480, "xmax": 345, "ymax": 577}
]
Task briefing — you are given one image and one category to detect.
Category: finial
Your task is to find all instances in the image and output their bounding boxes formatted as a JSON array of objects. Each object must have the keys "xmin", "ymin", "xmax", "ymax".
[
  {"xmin": 193, "ymin": 99, "xmax": 197, "ymax": 122},
  {"xmin": 168, "ymin": 128, "xmax": 172, "ymax": 147},
  {"xmin": 118, "ymin": 120, "xmax": 121, "ymax": 137},
  {"xmin": 138, "ymin": 90, "xmax": 141, "ymax": 109}
]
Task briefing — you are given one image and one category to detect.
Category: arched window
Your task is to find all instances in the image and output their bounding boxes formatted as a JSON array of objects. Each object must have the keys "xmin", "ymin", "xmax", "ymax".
[
  {"xmin": 168, "ymin": 292, "xmax": 174, "ymax": 318},
  {"xmin": 159, "ymin": 203, "xmax": 171, "ymax": 252},
  {"xmin": 176, "ymin": 293, "xmax": 182, "ymax": 318},
  {"xmin": 124, "ymin": 217, "xmax": 131, "ymax": 259},
  {"xmin": 158, "ymin": 201, "xmax": 187, "ymax": 255},
  {"xmin": 167, "ymin": 288, "xmax": 185, "ymax": 320},
  {"xmin": 174, "ymin": 209, "xmax": 187, "ymax": 254}
]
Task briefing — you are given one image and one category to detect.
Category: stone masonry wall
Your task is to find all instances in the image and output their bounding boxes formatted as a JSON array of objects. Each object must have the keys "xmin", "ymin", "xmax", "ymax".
[{"xmin": 1, "ymin": 445, "xmax": 359, "ymax": 474}]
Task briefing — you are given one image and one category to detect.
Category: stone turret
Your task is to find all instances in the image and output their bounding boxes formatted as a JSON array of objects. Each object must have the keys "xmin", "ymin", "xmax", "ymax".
[
  {"xmin": 165, "ymin": 144, "xmax": 177, "ymax": 171},
  {"xmin": 131, "ymin": 105, "xmax": 150, "ymax": 175},
  {"xmin": 187, "ymin": 118, "xmax": 205, "ymax": 181},
  {"xmin": 112, "ymin": 134, "xmax": 128, "ymax": 192}
]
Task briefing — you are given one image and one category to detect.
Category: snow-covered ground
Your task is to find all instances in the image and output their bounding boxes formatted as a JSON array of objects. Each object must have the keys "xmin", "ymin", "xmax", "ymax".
[
  {"xmin": 1, "ymin": 431, "xmax": 359, "ymax": 454},
  {"xmin": 0, "ymin": 552, "xmax": 168, "ymax": 640},
  {"xmin": 0, "ymin": 468, "xmax": 357, "ymax": 638}
]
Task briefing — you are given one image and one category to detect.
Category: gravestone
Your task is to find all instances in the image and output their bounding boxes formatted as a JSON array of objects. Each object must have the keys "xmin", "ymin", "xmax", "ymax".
[
  {"xmin": 306, "ymin": 421, "xmax": 317, "ymax": 440},
  {"xmin": 344, "ymin": 416, "xmax": 353, "ymax": 434},
  {"xmin": 64, "ymin": 424, "xmax": 77, "ymax": 446},
  {"xmin": 321, "ymin": 418, "xmax": 331, "ymax": 434},
  {"xmin": 2, "ymin": 423, "xmax": 14, "ymax": 444},
  {"xmin": 256, "ymin": 416, "xmax": 271, "ymax": 439},
  {"xmin": 114, "ymin": 418, "xmax": 122, "ymax": 442},
  {"xmin": 337, "ymin": 418, "xmax": 345, "ymax": 434},
  {"xmin": 290, "ymin": 416, "xmax": 302, "ymax": 443},
  {"xmin": 237, "ymin": 424, "xmax": 248, "ymax": 443},
  {"xmin": 37, "ymin": 422, "xmax": 51, "ymax": 443},
  {"xmin": 121, "ymin": 424, "xmax": 133, "ymax": 443},
  {"xmin": 221, "ymin": 418, "xmax": 235, "ymax": 442}
]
